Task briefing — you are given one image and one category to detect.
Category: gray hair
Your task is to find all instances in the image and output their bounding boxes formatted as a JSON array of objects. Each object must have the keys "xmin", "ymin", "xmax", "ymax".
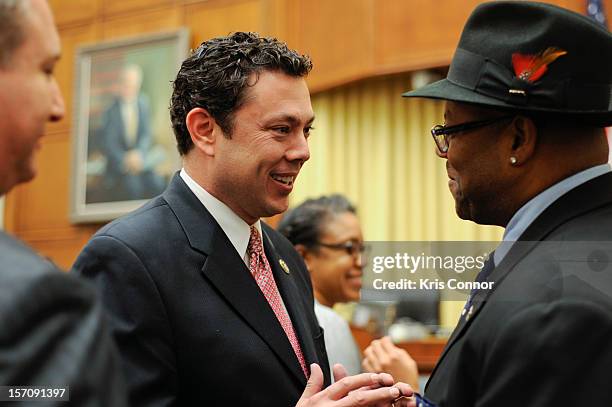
[{"xmin": 0, "ymin": 0, "xmax": 29, "ymax": 67}]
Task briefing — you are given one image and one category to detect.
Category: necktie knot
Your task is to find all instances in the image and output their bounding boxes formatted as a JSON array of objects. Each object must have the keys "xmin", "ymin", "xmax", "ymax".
[
  {"xmin": 248, "ymin": 226, "xmax": 265, "ymax": 273},
  {"xmin": 248, "ymin": 226, "xmax": 263, "ymax": 256},
  {"xmin": 476, "ymin": 252, "xmax": 495, "ymax": 283}
]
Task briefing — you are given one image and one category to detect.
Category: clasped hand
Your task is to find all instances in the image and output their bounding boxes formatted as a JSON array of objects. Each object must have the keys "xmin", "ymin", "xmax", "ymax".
[{"xmin": 296, "ymin": 363, "xmax": 415, "ymax": 407}]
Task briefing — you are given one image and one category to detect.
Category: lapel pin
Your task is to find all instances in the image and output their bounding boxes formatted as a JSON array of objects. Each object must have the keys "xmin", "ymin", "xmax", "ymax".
[
  {"xmin": 466, "ymin": 304, "xmax": 475, "ymax": 321},
  {"xmin": 279, "ymin": 259, "xmax": 290, "ymax": 274}
]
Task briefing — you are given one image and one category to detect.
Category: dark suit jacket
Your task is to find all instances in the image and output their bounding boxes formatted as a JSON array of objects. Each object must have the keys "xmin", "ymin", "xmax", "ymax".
[
  {"xmin": 425, "ymin": 172, "xmax": 612, "ymax": 406},
  {"xmin": 72, "ymin": 174, "xmax": 330, "ymax": 406},
  {"xmin": 0, "ymin": 231, "xmax": 127, "ymax": 406},
  {"xmin": 101, "ymin": 96, "xmax": 152, "ymax": 179}
]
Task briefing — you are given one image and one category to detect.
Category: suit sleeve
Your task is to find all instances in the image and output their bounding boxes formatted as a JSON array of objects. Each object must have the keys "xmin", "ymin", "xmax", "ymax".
[
  {"xmin": 72, "ymin": 235, "xmax": 178, "ymax": 407},
  {"xmin": 476, "ymin": 300, "xmax": 612, "ymax": 406},
  {"xmin": 0, "ymin": 269, "xmax": 127, "ymax": 407}
]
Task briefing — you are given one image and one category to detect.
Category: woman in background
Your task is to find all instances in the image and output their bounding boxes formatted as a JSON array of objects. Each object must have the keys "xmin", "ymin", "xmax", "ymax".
[{"xmin": 278, "ymin": 195, "xmax": 419, "ymax": 390}]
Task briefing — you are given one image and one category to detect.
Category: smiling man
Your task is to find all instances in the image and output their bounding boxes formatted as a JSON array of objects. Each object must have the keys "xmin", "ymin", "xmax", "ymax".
[
  {"xmin": 73, "ymin": 32, "xmax": 412, "ymax": 407},
  {"xmin": 403, "ymin": 2, "xmax": 612, "ymax": 406}
]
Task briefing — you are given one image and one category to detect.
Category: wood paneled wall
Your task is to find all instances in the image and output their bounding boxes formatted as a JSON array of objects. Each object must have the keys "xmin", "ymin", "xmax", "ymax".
[{"xmin": 5, "ymin": 0, "xmax": 609, "ymax": 269}]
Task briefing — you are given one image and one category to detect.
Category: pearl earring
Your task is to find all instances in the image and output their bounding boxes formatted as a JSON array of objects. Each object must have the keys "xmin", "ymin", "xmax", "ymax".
[{"xmin": 510, "ymin": 157, "xmax": 518, "ymax": 165}]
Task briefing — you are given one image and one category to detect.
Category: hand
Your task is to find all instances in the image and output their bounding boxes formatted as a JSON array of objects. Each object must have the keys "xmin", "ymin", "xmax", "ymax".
[
  {"xmin": 362, "ymin": 337, "xmax": 420, "ymax": 392},
  {"xmin": 332, "ymin": 364, "xmax": 416, "ymax": 407},
  {"xmin": 296, "ymin": 363, "xmax": 414, "ymax": 407},
  {"xmin": 123, "ymin": 149, "xmax": 144, "ymax": 174}
]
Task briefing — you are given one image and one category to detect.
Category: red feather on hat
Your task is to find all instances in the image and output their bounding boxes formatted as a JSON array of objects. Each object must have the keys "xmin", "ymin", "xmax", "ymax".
[{"xmin": 512, "ymin": 47, "xmax": 567, "ymax": 82}]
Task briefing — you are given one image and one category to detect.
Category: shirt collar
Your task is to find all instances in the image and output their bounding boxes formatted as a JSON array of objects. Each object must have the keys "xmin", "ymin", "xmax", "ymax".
[
  {"xmin": 180, "ymin": 168, "xmax": 261, "ymax": 263},
  {"xmin": 494, "ymin": 163, "xmax": 612, "ymax": 265}
]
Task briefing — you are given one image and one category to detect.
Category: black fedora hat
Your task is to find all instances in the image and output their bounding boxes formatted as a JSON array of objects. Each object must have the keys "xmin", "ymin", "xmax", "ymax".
[{"xmin": 403, "ymin": 1, "xmax": 612, "ymax": 126}]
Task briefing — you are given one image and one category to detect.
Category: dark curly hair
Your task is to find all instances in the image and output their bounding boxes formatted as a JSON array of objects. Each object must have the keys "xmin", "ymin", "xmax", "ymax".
[
  {"xmin": 278, "ymin": 194, "xmax": 356, "ymax": 251},
  {"xmin": 170, "ymin": 31, "xmax": 313, "ymax": 155}
]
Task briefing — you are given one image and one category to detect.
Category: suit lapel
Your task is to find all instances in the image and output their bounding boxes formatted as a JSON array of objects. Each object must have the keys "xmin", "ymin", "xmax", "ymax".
[
  {"xmin": 427, "ymin": 172, "xmax": 612, "ymax": 387},
  {"xmin": 427, "ymin": 239, "xmax": 539, "ymax": 383},
  {"xmin": 163, "ymin": 174, "xmax": 306, "ymax": 385},
  {"xmin": 202, "ymin": 232, "xmax": 307, "ymax": 385}
]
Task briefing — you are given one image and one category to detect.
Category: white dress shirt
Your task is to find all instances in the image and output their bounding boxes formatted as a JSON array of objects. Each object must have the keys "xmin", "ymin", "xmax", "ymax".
[
  {"xmin": 179, "ymin": 168, "xmax": 294, "ymax": 317},
  {"xmin": 180, "ymin": 168, "xmax": 261, "ymax": 265}
]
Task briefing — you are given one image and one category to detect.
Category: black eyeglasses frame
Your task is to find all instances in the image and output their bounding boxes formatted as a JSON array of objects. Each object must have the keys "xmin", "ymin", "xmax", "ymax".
[
  {"xmin": 430, "ymin": 115, "xmax": 515, "ymax": 154},
  {"xmin": 317, "ymin": 240, "xmax": 368, "ymax": 258}
]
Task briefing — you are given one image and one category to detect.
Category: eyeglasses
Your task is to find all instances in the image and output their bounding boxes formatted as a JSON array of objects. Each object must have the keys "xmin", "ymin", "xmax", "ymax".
[
  {"xmin": 431, "ymin": 115, "xmax": 514, "ymax": 155},
  {"xmin": 317, "ymin": 240, "xmax": 369, "ymax": 259}
]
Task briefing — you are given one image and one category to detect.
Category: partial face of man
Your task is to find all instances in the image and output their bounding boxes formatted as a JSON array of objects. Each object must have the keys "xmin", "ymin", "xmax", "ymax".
[
  {"xmin": 0, "ymin": 0, "xmax": 65, "ymax": 195},
  {"xmin": 210, "ymin": 70, "xmax": 313, "ymax": 224},
  {"xmin": 442, "ymin": 101, "xmax": 513, "ymax": 225}
]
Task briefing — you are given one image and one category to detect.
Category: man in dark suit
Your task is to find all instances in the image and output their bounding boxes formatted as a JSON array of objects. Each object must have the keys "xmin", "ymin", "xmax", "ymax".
[
  {"xmin": 0, "ymin": 1, "xmax": 126, "ymax": 405},
  {"xmin": 99, "ymin": 64, "xmax": 165, "ymax": 201},
  {"xmin": 400, "ymin": 2, "xmax": 612, "ymax": 406},
  {"xmin": 73, "ymin": 32, "xmax": 412, "ymax": 406}
]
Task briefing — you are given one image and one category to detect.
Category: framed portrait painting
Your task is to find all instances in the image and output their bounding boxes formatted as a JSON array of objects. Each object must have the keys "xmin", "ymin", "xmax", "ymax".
[{"xmin": 70, "ymin": 29, "xmax": 189, "ymax": 223}]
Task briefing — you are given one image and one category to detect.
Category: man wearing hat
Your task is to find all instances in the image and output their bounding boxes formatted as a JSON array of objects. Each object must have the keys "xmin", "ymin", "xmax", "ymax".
[{"xmin": 402, "ymin": 1, "xmax": 612, "ymax": 406}]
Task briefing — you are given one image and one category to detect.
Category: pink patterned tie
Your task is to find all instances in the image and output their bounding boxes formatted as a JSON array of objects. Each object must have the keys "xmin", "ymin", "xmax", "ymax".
[{"xmin": 247, "ymin": 226, "xmax": 308, "ymax": 378}]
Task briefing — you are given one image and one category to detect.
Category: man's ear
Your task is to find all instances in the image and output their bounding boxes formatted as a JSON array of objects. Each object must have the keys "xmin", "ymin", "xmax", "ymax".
[
  {"xmin": 186, "ymin": 107, "xmax": 218, "ymax": 156},
  {"xmin": 507, "ymin": 115, "xmax": 538, "ymax": 166}
]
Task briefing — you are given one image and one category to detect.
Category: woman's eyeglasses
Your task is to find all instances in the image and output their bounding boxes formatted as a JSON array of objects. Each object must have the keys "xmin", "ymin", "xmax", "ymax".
[{"xmin": 317, "ymin": 240, "xmax": 369, "ymax": 259}]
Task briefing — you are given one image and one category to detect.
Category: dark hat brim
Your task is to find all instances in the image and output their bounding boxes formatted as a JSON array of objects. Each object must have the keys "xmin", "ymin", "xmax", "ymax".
[
  {"xmin": 403, "ymin": 78, "xmax": 510, "ymax": 108},
  {"xmin": 403, "ymin": 78, "xmax": 612, "ymax": 127}
]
